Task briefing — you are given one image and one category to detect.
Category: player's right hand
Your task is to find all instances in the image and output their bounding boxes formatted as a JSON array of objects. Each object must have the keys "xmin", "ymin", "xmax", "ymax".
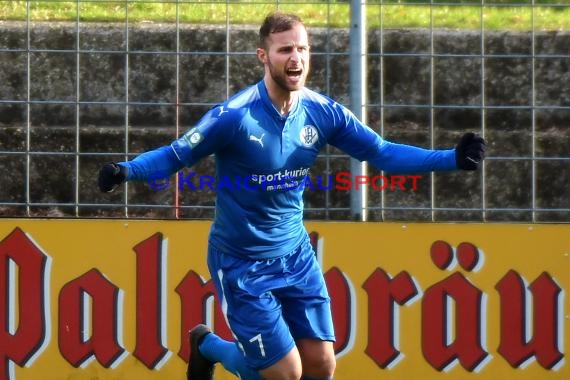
[{"xmin": 98, "ymin": 162, "xmax": 127, "ymax": 192}]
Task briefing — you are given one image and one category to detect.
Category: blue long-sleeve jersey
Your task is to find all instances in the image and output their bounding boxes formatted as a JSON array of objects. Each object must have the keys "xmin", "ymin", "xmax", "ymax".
[{"xmin": 121, "ymin": 81, "xmax": 457, "ymax": 259}]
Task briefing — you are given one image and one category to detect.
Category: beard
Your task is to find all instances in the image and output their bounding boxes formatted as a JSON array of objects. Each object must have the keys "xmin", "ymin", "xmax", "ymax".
[{"xmin": 266, "ymin": 58, "xmax": 307, "ymax": 92}]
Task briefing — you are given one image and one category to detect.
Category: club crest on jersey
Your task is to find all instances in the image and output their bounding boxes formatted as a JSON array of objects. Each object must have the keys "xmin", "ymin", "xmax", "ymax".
[
  {"xmin": 182, "ymin": 127, "xmax": 204, "ymax": 148},
  {"xmin": 300, "ymin": 125, "xmax": 318, "ymax": 147}
]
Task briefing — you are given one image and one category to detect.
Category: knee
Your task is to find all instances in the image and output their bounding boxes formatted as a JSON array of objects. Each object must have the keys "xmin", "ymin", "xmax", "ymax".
[
  {"xmin": 258, "ymin": 348, "xmax": 303, "ymax": 380},
  {"xmin": 301, "ymin": 349, "xmax": 336, "ymax": 377},
  {"xmin": 260, "ymin": 365, "xmax": 302, "ymax": 380}
]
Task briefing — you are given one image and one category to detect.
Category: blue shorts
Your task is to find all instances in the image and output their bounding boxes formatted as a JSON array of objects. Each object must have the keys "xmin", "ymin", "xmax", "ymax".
[{"xmin": 207, "ymin": 236, "xmax": 335, "ymax": 370}]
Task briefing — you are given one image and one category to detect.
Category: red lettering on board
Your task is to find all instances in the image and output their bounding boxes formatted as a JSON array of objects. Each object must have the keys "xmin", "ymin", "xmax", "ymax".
[
  {"xmin": 133, "ymin": 233, "xmax": 169, "ymax": 368},
  {"xmin": 58, "ymin": 268, "xmax": 125, "ymax": 368},
  {"xmin": 175, "ymin": 271, "xmax": 231, "ymax": 362},
  {"xmin": 422, "ymin": 272, "xmax": 488, "ymax": 371},
  {"xmin": 496, "ymin": 270, "xmax": 563, "ymax": 369},
  {"xmin": 363, "ymin": 268, "xmax": 418, "ymax": 368},
  {"xmin": 0, "ymin": 228, "xmax": 49, "ymax": 380},
  {"xmin": 325, "ymin": 267, "xmax": 353, "ymax": 354}
]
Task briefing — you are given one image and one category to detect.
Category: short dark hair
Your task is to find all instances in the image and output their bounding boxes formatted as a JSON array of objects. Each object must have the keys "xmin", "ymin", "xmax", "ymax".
[{"xmin": 258, "ymin": 12, "xmax": 305, "ymax": 49}]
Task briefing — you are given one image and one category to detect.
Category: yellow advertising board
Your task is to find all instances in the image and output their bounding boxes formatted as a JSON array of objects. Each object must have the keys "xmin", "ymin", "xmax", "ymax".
[{"xmin": 0, "ymin": 219, "xmax": 568, "ymax": 380}]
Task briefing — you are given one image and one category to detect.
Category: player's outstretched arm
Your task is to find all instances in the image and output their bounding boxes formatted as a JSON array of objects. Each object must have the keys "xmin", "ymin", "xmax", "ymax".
[
  {"xmin": 361, "ymin": 132, "xmax": 486, "ymax": 174},
  {"xmin": 98, "ymin": 145, "xmax": 185, "ymax": 193},
  {"xmin": 455, "ymin": 132, "xmax": 486, "ymax": 170}
]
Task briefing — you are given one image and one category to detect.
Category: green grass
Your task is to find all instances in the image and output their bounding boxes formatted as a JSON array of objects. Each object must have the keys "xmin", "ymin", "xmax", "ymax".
[{"xmin": 1, "ymin": 1, "xmax": 570, "ymax": 31}]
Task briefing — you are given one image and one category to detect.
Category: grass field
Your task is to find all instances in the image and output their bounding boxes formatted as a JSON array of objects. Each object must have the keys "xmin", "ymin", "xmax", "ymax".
[{"xmin": 1, "ymin": 0, "xmax": 570, "ymax": 31}]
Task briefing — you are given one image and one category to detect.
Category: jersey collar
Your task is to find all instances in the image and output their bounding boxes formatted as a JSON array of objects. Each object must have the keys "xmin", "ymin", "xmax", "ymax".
[{"xmin": 257, "ymin": 80, "xmax": 300, "ymax": 120}]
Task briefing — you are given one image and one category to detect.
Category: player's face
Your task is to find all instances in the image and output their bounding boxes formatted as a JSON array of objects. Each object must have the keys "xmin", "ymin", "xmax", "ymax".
[{"xmin": 259, "ymin": 23, "xmax": 310, "ymax": 92}]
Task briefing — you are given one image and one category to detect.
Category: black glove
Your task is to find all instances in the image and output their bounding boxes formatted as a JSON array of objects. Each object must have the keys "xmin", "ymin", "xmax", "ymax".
[
  {"xmin": 455, "ymin": 132, "xmax": 486, "ymax": 170},
  {"xmin": 98, "ymin": 163, "xmax": 127, "ymax": 192}
]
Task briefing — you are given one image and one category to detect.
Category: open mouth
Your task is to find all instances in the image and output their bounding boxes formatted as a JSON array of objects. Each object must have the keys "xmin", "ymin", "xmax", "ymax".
[{"xmin": 286, "ymin": 67, "xmax": 303, "ymax": 78}]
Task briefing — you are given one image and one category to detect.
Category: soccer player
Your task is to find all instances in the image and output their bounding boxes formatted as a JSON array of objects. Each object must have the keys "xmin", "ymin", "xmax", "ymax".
[{"xmin": 98, "ymin": 11, "xmax": 486, "ymax": 380}]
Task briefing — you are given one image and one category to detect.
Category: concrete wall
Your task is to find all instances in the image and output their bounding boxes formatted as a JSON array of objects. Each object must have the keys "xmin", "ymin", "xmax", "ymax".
[{"xmin": 1, "ymin": 22, "xmax": 569, "ymax": 221}]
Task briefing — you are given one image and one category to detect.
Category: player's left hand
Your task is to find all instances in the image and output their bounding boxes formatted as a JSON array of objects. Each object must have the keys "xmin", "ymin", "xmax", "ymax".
[{"xmin": 455, "ymin": 132, "xmax": 486, "ymax": 170}]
